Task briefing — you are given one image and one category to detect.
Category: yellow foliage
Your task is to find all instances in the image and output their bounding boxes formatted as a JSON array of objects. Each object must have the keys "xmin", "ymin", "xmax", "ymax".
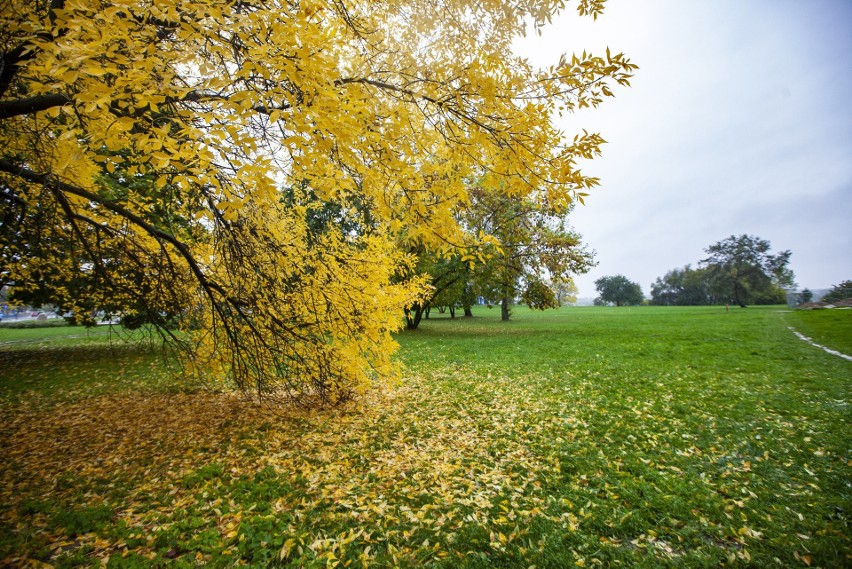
[{"xmin": 0, "ymin": 0, "xmax": 634, "ymax": 402}]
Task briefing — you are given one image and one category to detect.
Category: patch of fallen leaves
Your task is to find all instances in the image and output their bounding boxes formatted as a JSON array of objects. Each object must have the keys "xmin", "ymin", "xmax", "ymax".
[
  {"xmin": 0, "ymin": 371, "xmax": 565, "ymax": 566},
  {"xmin": 1, "ymin": 359, "xmax": 849, "ymax": 567}
]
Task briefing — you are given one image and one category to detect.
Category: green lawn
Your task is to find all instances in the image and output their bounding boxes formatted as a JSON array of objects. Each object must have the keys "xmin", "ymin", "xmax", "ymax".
[
  {"xmin": 784, "ymin": 308, "xmax": 852, "ymax": 356},
  {"xmin": 0, "ymin": 323, "xmax": 111, "ymax": 343},
  {"xmin": 0, "ymin": 325, "xmax": 182, "ymax": 402},
  {"xmin": 0, "ymin": 306, "xmax": 849, "ymax": 567}
]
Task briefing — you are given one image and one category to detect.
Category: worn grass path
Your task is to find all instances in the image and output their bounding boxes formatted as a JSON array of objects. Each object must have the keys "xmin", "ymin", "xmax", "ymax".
[{"xmin": 0, "ymin": 306, "xmax": 849, "ymax": 567}]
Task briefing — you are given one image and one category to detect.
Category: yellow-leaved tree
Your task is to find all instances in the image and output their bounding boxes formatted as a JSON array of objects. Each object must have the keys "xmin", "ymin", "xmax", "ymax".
[{"xmin": 0, "ymin": 0, "xmax": 635, "ymax": 403}]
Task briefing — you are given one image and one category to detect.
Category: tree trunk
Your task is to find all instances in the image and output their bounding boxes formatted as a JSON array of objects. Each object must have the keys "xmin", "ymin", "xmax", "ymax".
[
  {"xmin": 405, "ymin": 303, "xmax": 425, "ymax": 330},
  {"xmin": 424, "ymin": 306, "xmax": 431, "ymax": 319},
  {"xmin": 449, "ymin": 306, "xmax": 455, "ymax": 318},
  {"xmin": 464, "ymin": 306, "xmax": 473, "ymax": 317},
  {"xmin": 733, "ymin": 282, "xmax": 746, "ymax": 307},
  {"xmin": 501, "ymin": 297, "xmax": 510, "ymax": 321}
]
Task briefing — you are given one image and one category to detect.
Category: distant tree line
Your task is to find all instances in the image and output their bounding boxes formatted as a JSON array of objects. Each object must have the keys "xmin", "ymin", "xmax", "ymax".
[{"xmin": 650, "ymin": 235, "xmax": 794, "ymax": 307}]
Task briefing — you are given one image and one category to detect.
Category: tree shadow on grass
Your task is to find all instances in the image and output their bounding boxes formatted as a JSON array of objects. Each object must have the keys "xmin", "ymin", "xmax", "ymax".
[{"xmin": 0, "ymin": 343, "xmax": 177, "ymax": 400}]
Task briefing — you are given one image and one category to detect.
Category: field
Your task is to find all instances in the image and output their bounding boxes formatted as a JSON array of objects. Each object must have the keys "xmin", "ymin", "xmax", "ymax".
[{"xmin": 0, "ymin": 306, "xmax": 849, "ymax": 567}]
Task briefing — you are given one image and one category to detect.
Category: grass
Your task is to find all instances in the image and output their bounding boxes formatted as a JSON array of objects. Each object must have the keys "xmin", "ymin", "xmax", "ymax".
[
  {"xmin": 0, "ymin": 318, "xmax": 74, "ymax": 329},
  {"xmin": 0, "ymin": 305, "xmax": 849, "ymax": 567},
  {"xmin": 784, "ymin": 308, "xmax": 852, "ymax": 356},
  {"xmin": 0, "ymin": 325, "xmax": 183, "ymax": 402}
]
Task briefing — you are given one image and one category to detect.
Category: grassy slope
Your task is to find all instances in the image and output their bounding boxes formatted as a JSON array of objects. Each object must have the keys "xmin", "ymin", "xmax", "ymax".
[
  {"xmin": 784, "ymin": 308, "xmax": 852, "ymax": 356},
  {"xmin": 0, "ymin": 306, "xmax": 849, "ymax": 567}
]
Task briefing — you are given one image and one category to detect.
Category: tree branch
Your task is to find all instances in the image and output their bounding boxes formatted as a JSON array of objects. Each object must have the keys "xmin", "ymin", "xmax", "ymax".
[
  {"xmin": 337, "ymin": 77, "xmax": 497, "ymax": 134},
  {"xmin": 0, "ymin": 158, "xmax": 228, "ymax": 304},
  {"xmin": 0, "ymin": 93, "xmax": 71, "ymax": 119},
  {"xmin": 0, "ymin": 0, "xmax": 66, "ymax": 98}
]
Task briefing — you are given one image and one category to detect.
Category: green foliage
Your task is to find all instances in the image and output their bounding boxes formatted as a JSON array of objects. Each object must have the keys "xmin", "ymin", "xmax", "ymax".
[
  {"xmin": 520, "ymin": 278, "xmax": 559, "ymax": 310},
  {"xmin": 594, "ymin": 274, "xmax": 644, "ymax": 306},
  {"xmin": 51, "ymin": 504, "xmax": 114, "ymax": 537},
  {"xmin": 407, "ymin": 183, "xmax": 594, "ymax": 326},
  {"xmin": 406, "ymin": 253, "xmax": 470, "ymax": 328},
  {"xmin": 181, "ymin": 464, "xmax": 225, "ymax": 489},
  {"xmin": 650, "ymin": 265, "xmax": 715, "ymax": 306},
  {"xmin": 462, "ymin": 186, "xmax": 594, "ymax": 321},
  {"xmin": 653, "ymin": 235, "xmax": 795, "ymax": 307},
  {"xmin": 822, "ymin": 280, "xmax": 852, "ymax": 304},
  {"xmin": 701, "ymin": 234, "xmax": 795, "ymax": 307}
]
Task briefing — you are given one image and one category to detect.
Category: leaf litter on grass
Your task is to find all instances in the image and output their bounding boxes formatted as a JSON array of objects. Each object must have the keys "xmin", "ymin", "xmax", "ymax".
[
  {"xmin": 1, "ymin": 372, "xmax": 568, "ymax": 566},
  {"xmin": 1, "ymin": 307, "xmax": 849, "ymax": 567}
]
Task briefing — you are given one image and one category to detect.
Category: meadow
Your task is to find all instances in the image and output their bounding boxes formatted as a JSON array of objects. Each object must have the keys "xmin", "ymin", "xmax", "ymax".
[{"xmin": 0, "ymin": 306, "xmax": 849, "ymax": 567}]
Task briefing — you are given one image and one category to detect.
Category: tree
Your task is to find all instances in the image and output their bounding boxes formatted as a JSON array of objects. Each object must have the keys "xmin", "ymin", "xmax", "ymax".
[
  {"xmin": 550, "ymin": 276, "xmax": 579, "ymax": 305},
  {"xmin": 649, "ymin": 265, "xmax": 713, "ymax": 306},
  {"xmin": 520, "ymin": 278, "xmax": 559, "ymax": 310},
  {"xmin": 700, "ymin": 235, "xmax": 795, "ymax": 307},
  {"xmin": 594, "ymin": 275, "xmax": 643, "ymax": 306},
  {"xmin": 1, "ymin": 0, "xmax": 635, "ymax": 402},
  {"xmin": 461, "ymin": 185, "xmax": 595, "ymax": 321},
  {"xmin": 822, "ymin": 280, "xmax": 852, "ymax": 304},
  {"xmin": 799, "ymin": 288, "xmax": 813, "ymax": 304},
  {"xmin": 404, "ymin": 251, "xmax": 469, "ymax": 328},
  {"xmin": 403, "ymin": 182, "xmax": 595, "ymax": 327}
]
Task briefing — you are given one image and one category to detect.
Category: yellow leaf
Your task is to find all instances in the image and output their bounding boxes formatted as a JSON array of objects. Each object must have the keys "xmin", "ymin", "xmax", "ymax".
[
  {"xmin": 279, "ymin": 538, "xmax": 296, "ymax": 560},
  {"xmin": 113, "ymin": 117, "xmax": 136, "ymax": 132}
]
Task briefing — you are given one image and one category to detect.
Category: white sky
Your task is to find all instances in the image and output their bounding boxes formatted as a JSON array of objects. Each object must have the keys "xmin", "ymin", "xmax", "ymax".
[{"xmin": 513, "ymin": 0, "xmax": 852, "ymax": 297}]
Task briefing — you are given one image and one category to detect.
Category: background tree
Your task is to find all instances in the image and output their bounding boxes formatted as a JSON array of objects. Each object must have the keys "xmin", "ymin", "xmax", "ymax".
[
  {"xmin": 520, "ymin": 278, "xmax": 560, "ymax": 311},
  {"xmin": 822, "ymin": 280, "xmax": 852, "ymax": 304},
  {"xmin": 0, "ymin": 0, "xmax": 634, "ymax": 402},
  {"xmin": 649, "ymin": 265, "xmax": 714, "ymax": 306},
  {"xmin": 461, "ymin": 185, "xmax": 595, "ymax": 321},
  {"xmin": 700, "ymin": 235, "xmax": 794, "ymax": 307},
  {"xmin": 404, "ymin": 182, "xmax": 594, "ymax": 327},
  {"xmin": 549, "ymin": 276, "xmax": 579, "ymax": 305},
  {"xmin": 594, "ymin": 274, "xmax": 644, "ymax": 306},
  {"xmin": 799, "ymin": 288, "xmax": 813, "ymax": 304},
  {"xmin": 404, "ymin": 251, "xmax": 470, "ymax": 326}
]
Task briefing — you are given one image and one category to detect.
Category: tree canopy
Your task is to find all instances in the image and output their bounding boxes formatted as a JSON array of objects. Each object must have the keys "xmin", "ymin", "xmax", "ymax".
[
  {"xmin": 403, "ymin": 183, "xmax": 595, "ymax": 326},
  {"xmin": 650, "ymin": 265, "xmax": 715, "ymax": 306},
  {"xmin": 0, "ymin": 0, "xmax": 635, "ymax": 402},
  {"xmin": 700, "ymin": 235, "xmax": 794, "ymax": 307},
  {"xmin": 822, "ymin": 280, "xmax": 852, "ymax": 304},
  {"xmin": 649, "ymin": 236, "xmax": 794, "ymax": 307},
  {"xmin": 458, "ymin": 184, "xmax": 594, "ymax": 321},
  {"xmin": 594, "ymin": 274, "xmax": 643, "ymax": 306}
]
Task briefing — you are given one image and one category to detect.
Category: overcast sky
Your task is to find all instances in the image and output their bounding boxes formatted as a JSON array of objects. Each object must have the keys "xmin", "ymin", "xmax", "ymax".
[{"xmin": 513, "ymin": 0, "xmax": 852, "ymax": 298}]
